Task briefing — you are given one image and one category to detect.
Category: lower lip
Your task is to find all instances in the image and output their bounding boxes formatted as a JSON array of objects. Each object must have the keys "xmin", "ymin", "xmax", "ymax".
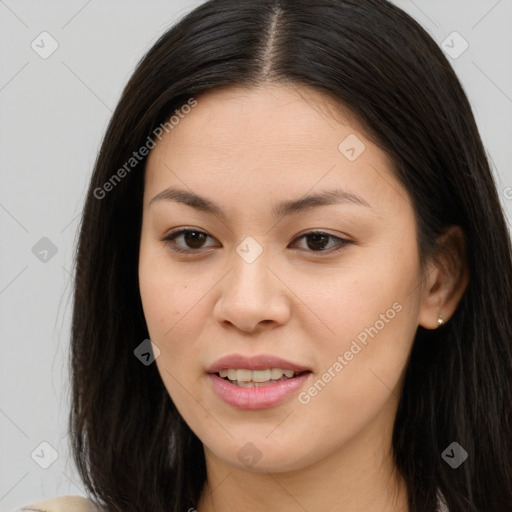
[{"xmin": 208, "ymin": 372, "xmax": 311, "ymax": 410}]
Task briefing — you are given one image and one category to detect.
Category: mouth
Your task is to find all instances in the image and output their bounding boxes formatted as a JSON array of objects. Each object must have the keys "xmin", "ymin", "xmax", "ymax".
[
  {"xmin": 206, "ymin": 354, "xmax": 313, "ymax": 409},
  {"xmin": 215, "ymin": 368, "xmax": 311, "ymax": 387}
]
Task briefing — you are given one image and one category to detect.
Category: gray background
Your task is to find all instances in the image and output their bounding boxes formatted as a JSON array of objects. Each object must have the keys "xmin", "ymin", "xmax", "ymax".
[{"xmin": 1, "ymin": 1, "xmax": 511, "ymax": 510}]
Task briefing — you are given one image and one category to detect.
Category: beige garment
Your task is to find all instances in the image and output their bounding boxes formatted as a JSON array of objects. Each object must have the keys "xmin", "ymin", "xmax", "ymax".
[{"xmin": 19, "ymin": 495, "xmax": 101, "ymax": 512}]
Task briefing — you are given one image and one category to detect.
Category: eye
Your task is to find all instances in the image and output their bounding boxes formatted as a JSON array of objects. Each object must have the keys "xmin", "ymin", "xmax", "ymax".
[
  {"xmin": 162, "ymin": 228, "xmax": 219, "ymax": 254},
  {"xmin": 162, "ymin": 229, "xmax": 352, "ymax": 255},
  {"xmin": 290, "ymin": 231, "xmax": 352, "ymax": 254}
]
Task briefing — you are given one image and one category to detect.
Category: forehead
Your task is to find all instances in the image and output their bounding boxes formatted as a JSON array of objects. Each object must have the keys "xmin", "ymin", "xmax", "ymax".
[
  {"xmin": 144, "ymin": 84, "xmax": 410, "ymax": 215},
  {"xmin": 153, "ymin": 84, "xmax": 366, "ymax": 153}
]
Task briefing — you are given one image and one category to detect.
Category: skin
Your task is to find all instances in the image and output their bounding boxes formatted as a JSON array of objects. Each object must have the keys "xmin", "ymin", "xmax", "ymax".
[{"xmin": 138, "ymin": 84, "xmax": 468, "ymax": 512}]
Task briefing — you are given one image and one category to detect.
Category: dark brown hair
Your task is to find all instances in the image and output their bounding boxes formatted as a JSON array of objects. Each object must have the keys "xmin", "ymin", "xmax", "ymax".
[{"xmin": 70, "ymin": 1, "xmax": 512, "ymax": 511}]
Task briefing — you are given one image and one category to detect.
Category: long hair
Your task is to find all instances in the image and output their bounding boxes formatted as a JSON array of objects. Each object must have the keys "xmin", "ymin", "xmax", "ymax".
[{"xmin": 69, "ymin": 1, "xmax": 512, "ymax": 511}]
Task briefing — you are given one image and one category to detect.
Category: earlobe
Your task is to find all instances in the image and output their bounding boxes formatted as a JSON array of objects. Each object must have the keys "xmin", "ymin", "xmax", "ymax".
[{"xmin": 418, "ymin": 225, "xmax": 469, "ymax": 330}]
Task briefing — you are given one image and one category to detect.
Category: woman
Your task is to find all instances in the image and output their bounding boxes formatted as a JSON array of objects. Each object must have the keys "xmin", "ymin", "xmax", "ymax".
[{"xmin": 14, "ymin": 0, "xmax": 512, "ymax": 511}]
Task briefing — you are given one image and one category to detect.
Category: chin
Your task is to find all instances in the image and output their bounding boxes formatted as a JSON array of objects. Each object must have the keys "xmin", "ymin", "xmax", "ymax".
[{"xmin": 202, "ymin": 431, "xmax": 321, "ymax": 473}]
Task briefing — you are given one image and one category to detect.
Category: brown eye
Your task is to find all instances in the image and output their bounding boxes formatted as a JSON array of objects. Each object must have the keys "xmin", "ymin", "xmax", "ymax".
[
  {"xmin": 163, "ymin": 229, "xmax": 218, "ymax": 254},
  {"xmin": 163, "ymin": 229, "xmax": 352, "ymax": 256},
  {"xmin": 291, "ymin": 231, "xmax": 352, "ymax": 253},
  {"xmin": 181, "ymin": 231, "xmax": 207, "ymax": 249},
  {"xmin": 305, "ymin": 233, "xmax": 330, "ymax": 251}
]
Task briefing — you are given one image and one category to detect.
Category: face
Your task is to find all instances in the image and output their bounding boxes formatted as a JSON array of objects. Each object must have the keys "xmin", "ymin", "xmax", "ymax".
[{"xmin": 139, "ymin": 84, "xmax": 426, "ymax": 473}]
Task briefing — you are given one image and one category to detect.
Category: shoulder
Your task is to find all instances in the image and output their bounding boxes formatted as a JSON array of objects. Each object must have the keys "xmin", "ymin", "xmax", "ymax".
[{"xmin": 10, "ymin": 495, "xmax": 102, "ymax": 512}]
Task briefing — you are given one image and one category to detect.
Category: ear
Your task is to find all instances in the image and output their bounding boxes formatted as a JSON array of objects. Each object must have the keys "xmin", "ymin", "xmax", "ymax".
[{"xmin": 418, "ymin": 225, "xmax": 469, "ymax": 330}]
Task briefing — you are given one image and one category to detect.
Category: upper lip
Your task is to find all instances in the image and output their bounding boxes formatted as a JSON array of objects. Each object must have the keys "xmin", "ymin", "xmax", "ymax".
[{"xmin": 207, "ymin": 353, "xmax": 312, "ymax": 374}]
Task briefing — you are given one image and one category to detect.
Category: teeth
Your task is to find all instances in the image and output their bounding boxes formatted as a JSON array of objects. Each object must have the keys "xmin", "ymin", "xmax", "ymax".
[
  {"xmin": 237, "ymin": 369, "xmax": 254, "ymax": 382},
  {"xmin": 218, "ymin": 368, "xmax": 299, "ymax": 383},
  {"xmin": 270, "ymin": 368, "xmax": 283, "ymax": 379},
  {"xmin": 252, "ymin": 369, "xmax": 271, "ymax": 382},
  {"xmin": 237, "ymin": 381, "xmax": 255, "ymax": 387}
]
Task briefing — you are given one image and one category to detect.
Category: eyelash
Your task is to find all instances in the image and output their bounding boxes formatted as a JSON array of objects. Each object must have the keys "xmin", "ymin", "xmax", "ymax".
[{"xmin": 161, "ymin": 228, "xmax": 352, "ymax": 256}]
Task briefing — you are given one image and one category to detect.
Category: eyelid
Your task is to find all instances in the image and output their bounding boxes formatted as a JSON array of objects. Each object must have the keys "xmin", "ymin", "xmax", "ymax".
[
  {"xmin": 161, "ymin": 227, "xmax": 219, "ymax": 254},
  {"xmin": 291, "ymin": 230, "xmax": 352, "ymax": 255},
  {"xmin": 161, "ymin": 228, "xmax": 353, "ymax": 255}
]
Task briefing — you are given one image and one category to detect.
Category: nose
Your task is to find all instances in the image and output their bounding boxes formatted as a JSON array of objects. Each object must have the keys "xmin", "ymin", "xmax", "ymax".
[{"xmin": 213, "ymin": 248, "xmax": 291, "ymax": 333}]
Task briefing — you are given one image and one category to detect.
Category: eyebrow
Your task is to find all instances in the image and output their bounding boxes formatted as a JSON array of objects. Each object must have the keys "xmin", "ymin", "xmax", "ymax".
[{"xmin": 149, "ymin": 186, "xmax": 372, "ymax": 219}]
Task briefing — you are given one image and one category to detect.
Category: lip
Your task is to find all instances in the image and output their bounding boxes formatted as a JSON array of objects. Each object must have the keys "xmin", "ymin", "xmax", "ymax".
[
  {"xmin": 208, "ymin": 372, "xmax": 312, "ymax": 410},
  {"xmin": 207, "ymin": 354, "xmax": 313, "ymax": 410},
  {"xmin": 206, "ymin": 354, "xmax": 311, "ymax": 410},
  {"xmin": 206, "ymin": 353, "xmax": 312, "ymax": 374}
]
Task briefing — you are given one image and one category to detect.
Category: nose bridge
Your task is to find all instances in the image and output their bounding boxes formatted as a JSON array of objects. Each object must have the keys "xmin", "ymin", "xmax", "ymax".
[
  {"xmin": 214, "ymin": 239, "xmax": 290, "ymax": 330},
  {"xmin": 228, "ymin": 241, "xmax": 272, "ymax": 299}
]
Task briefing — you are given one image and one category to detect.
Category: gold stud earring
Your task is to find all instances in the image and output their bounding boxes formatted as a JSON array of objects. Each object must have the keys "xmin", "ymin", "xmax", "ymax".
[{"xmin": 437, "ymin": 313, "xmax": 445, "ymax": 327}]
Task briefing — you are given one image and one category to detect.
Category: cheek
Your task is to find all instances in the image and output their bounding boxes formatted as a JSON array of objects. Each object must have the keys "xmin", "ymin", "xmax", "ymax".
[
  {"xmin": 297, "ymin": 242, "xmax": 418, "ymax": 343},
  {"xmin": 298, "ymin": 242, "xmax": 419, "ymax": 402},
  {"xmin": 138, "ymin": 237, "xmax": 198, "ymax": 338},
  {"xmin": 138, "ymin": 241, "xmax": 217, "ymax": 381},
  {"xmin": 138, "ymin": 251, "xmax": 202, "ymax": 406},
  {"xmin": 139, "ymin": 265, "xmax": 182, "ymax": 337}
]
